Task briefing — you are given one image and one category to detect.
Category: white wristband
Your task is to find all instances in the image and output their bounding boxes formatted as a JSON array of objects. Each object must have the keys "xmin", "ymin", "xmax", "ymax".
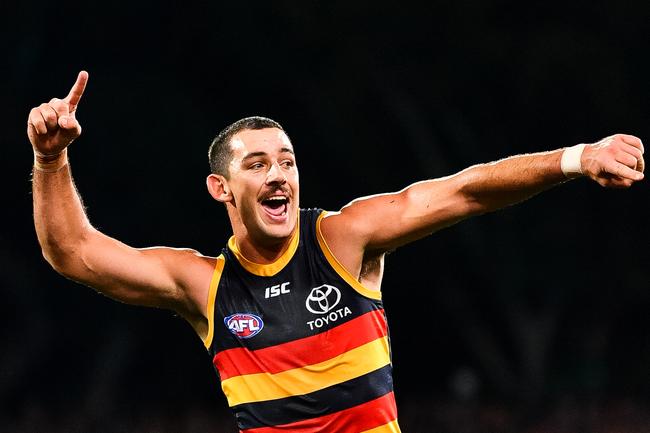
[{"xmin": 560, "ymin": 143, "xmax": 587, "ymax": 178}]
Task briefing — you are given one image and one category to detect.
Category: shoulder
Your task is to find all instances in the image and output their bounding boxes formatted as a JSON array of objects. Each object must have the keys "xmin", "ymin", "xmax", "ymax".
[
  {"xmin": 159, "ymin": 248, "xmax": 224, "ymax": 339},
  {"xmin": 318, "ymin": 207, "xmax": 368, "ymax": 242}
]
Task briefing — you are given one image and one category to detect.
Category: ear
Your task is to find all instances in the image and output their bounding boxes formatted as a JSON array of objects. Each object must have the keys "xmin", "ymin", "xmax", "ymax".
[{"xmin": 206, "ymin": 174, "xmax": 233, "ymax": 203}]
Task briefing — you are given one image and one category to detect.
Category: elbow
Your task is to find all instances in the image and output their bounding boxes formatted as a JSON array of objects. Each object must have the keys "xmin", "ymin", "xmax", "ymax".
[
  {"xmin": 40, "ymin": 244, "xmax": 80, "ymax": 279},
  {"xmin": 438, "ymin": 175, "xmax": 489, "ymax": 219},
  {"xmin": 456, "ymin": 172, "xmax": 497, "ymax": 217},
  {"xmin": 462, "ymin": 193, "xmax": 491, "ymax": 218},
  {"xmin": 39, "ymin": 234, "xmax": 91, "ymax": 280}
]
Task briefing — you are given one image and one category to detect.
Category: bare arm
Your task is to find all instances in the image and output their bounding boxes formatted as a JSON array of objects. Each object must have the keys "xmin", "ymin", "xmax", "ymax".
[
  {"xmin": 28, "ymin": 72, "xmax": 212, "ymax": 335},
  {"xmin": 321, "ymin": 135, "xmax": 644, "ymax": 278}
]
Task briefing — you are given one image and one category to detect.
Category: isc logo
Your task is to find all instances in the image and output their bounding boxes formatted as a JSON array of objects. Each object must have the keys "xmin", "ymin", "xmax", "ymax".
[
  {"xmin": 224, "ymin": 313, "xmax": 264, "ymax": 338},
  {"xmin": 265, "ymin": 282, "xmax": 291, "ymax": 298}
]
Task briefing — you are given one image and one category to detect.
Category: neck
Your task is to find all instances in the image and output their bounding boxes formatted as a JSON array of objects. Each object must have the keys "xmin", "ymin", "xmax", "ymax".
[
  {"xmin": 227, "ymin": 207, "xmax": 297, "ymax": 264},
  {"xmin": 235, "ymin": 234, "xmax": 294, "ymax": 264}
]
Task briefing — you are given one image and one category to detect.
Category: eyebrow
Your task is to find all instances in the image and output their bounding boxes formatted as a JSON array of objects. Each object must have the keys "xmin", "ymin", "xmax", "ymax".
[{"xmin": 241, "ymin": 147, "xmax": 295, "ymax": 163}]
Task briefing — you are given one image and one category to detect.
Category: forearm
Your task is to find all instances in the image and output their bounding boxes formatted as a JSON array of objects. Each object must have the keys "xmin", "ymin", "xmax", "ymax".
[
  {"xmin": 457, "ymin": 149, "xmax": 567, "ymax": 215},
  {"xmin": 32, "ymin": 150, "xmax": 95, "ymax": 272}
]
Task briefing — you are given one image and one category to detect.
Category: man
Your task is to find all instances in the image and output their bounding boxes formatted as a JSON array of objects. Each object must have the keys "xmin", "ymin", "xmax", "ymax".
[{"xmin": 28, "ymin": 71, "xmax": 644, "ymax": 433}]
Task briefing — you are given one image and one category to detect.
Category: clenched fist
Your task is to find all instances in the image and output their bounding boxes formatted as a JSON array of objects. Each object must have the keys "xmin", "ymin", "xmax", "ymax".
[
  {"xmin": 581, "ymin": 134, "xmax": 645, "ymax": 188},
  {"xmin": 28, "ymin": 71, "xmax": 88, "ymax": 158}
]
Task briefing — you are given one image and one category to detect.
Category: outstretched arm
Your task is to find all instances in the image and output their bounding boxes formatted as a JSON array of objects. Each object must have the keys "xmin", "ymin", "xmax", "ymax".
[
  {"xmin": 28, "ymin": 72, "xmax": 212, "ymax": 335},
  {"xmin": 321, "ymin": 135, "xmax": 644, "ymax": 271}
]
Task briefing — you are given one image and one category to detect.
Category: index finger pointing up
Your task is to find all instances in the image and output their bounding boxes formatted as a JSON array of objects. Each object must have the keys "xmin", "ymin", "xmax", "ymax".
[{"xmin": 64, "ymin": 70, "xmax": 89, "ymax": 111}]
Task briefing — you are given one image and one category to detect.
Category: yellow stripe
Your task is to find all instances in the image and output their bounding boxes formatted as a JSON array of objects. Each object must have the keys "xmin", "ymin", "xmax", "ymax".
[
  {"xmin": 221, "ymin": 336, "xmax": 390, "ymax": 406},
  {"xmin": 360, "ymin": 420, "xmax": 402, "ymax": 433},
  {"xmin": 203, "ymin": 255, "xmax": 225, "ymax": 349},
  {"xmin": 227, "ymin": 212, "xmax": 300, "ymax": 277},
  {"xmin": 316, "ymin": 211, "xmax": 382, "ymax": 300}
]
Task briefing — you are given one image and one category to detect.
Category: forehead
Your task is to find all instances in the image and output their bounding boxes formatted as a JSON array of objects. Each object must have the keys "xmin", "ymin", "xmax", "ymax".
[{"xmin": 230, "ymin": 128, "xmax": 293, "ymax": 157}]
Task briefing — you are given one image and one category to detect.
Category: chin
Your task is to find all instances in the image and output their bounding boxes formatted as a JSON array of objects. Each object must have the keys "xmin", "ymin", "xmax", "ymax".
[{"xmin": 258, "ymin": 211, "xmax": 297, "ymax": 241}]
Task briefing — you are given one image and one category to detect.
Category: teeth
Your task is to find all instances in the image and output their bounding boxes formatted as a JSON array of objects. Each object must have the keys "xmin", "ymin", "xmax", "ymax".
[{"xmin": 266, "ymin": 196, "xmax": 286, "ymax": 201}]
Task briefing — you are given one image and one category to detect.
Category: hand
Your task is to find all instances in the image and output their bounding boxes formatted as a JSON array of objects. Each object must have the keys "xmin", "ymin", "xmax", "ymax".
[
  {"xmin": 581, "ymin": 134, "xmax": 645, "ymax": 188},
  {"xmin": 27, "ymin": 71, "xmax": 89, "ymax": 157}
]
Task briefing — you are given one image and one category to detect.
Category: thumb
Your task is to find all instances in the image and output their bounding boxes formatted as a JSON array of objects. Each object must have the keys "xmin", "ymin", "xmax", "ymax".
[
  {"xmin": 59, "ymin": 115, "xmax": 75, "ymax": 129},
  {"xmin": 58, "ymin": 116, "xmax": 82, "ymax": 136}
]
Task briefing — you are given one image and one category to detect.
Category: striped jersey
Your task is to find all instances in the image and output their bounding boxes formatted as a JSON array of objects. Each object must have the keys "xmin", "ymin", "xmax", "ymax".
[{"xmin": 202, "ymin": 208, "xmax": 401, "ymax": 433}]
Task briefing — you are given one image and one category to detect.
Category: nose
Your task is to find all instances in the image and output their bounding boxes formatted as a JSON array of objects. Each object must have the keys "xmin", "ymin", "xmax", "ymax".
[{"xmin": 266, "ymin": 162, "xmax": 287, "ymax": 185}]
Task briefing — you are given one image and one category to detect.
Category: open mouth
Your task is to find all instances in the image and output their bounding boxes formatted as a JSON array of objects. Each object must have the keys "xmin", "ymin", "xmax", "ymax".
[{"xmin": 260, "ymin": 196, "xmax": 289, "ymax": 219}]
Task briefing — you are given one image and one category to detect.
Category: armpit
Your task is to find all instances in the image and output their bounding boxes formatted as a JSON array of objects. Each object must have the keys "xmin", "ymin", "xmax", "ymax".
[{"xmin": 359, "ymin": 252, "xmax": 386, "ymax": 292}]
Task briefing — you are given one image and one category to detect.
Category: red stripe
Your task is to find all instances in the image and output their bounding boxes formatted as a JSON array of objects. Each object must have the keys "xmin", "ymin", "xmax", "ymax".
[
  {"xmin": 241, "ymin": 391, "xmax": 397, "ymax": 433},
  {"xmin": 214, "ymin": 309, "xmax": 387, "ymax": 380}
]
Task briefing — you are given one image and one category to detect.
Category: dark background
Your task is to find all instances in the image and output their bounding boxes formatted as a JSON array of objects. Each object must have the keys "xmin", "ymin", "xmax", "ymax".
[{"xmin": 2, "ymin": 1, "xmax": 649, "ymax": 432}]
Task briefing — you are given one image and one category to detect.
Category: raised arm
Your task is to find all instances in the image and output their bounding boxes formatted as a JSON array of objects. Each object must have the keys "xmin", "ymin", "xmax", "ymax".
[
  {"xmin": 28, "ymin": 72, "xmax": 213, "ymax": 337},
  {"xmin": 321, "ymin": 135, "xmax": 644, "ymax": 276}
]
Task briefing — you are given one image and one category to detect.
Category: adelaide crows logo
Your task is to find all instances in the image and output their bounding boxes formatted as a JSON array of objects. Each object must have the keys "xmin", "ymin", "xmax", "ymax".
[{"xmin": 224, "ymin": 313, "xmax": 264, "ymax": 338}]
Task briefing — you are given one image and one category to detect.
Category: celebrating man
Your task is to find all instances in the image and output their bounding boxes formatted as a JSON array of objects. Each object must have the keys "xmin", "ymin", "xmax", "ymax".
[{"xmin": 28, "ymin": 71, "xmax": 644, "ymax": 433}]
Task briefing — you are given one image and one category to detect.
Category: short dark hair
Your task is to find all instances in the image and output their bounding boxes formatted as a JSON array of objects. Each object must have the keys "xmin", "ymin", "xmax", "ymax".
[{"xmin": 208, "ymin": 116, "xmax": 285, "ymax": 178}]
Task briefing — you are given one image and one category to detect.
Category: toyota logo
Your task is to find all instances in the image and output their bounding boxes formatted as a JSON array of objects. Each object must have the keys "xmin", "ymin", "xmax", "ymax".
[{"xmin": 305, "ymin": 284, "xmax": 341, "ymax": 314}]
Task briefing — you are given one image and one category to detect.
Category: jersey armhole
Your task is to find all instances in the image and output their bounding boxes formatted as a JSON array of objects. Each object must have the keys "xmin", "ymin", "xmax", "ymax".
[
  {"xmin": 203, "ymin": 254, "xmax": 226, "ymax": 349},
  {"xmin": 316, "ymin": 211, "xmax": 382, "ymax": 301}
]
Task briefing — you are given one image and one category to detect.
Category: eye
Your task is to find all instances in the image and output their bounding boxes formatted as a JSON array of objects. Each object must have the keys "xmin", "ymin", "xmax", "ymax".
[
  {"xmin": 249, "ymin": 162, "xmax": 265, "ymax": 170},
  {"xmin": 281, "ymin": 160, "xmax": 294, "ymax": 168}
]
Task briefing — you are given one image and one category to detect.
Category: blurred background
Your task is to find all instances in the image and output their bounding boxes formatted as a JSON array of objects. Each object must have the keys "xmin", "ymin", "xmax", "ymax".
[{"xmin": 2, "ymin": 1, "xmax": 649, "ymax": 432}]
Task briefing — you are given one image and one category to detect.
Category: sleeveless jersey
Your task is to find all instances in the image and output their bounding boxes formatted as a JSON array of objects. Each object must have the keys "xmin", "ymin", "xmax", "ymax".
[{"xmin": 202, "ymin": 208, "xmax": 401, "ymax": 433}]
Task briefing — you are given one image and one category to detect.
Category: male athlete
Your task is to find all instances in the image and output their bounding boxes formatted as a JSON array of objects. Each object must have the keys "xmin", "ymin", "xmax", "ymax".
[{"xmin": 28, "ymin": 71, "xmax": 644, "ymax": 433}]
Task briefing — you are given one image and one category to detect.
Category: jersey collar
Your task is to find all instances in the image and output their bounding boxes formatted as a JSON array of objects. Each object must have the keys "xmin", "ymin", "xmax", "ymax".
[{"xmin": 227, "ymin": 213, "xmax": 300, "ymax": 277}]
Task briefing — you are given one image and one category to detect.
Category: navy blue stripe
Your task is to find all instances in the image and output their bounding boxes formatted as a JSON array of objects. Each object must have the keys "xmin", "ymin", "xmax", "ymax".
[{"xmin": 232, "ymin": 364, "xmax": 394, "ymax": 430}]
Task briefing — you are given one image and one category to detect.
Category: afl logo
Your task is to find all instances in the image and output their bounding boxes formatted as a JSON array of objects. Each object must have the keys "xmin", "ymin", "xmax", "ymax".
[
  {"xmin": 306, "ymin": 284, "xmax": 341, "ymax": 314},
  {"xmin": 224, "ymin": 313, "xmax": 264, "ymax": 339}
]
